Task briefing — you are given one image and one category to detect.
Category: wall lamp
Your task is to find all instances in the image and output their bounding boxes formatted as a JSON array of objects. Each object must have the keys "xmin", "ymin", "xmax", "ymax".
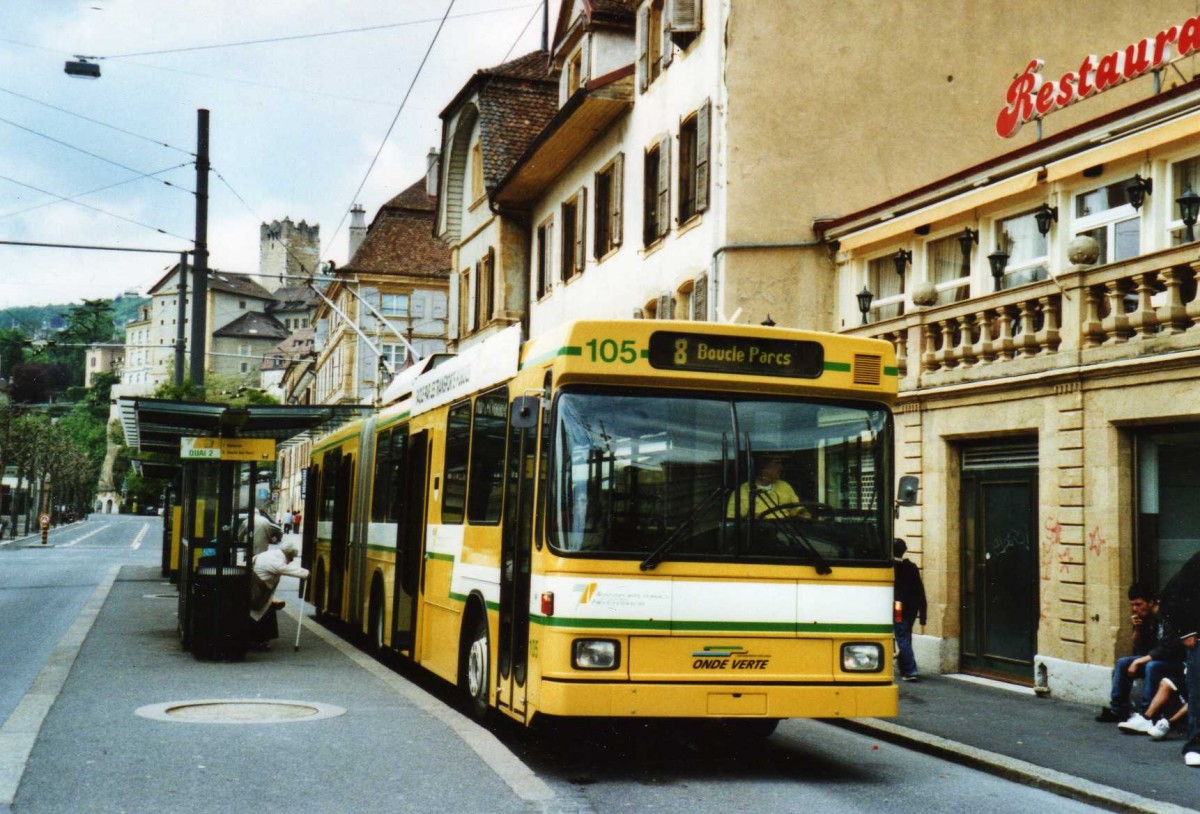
[
  {"xmin": 1178, "ymin": 186, "xmax": 1200, "ymax": 242},
  {"xmin": 1034, "ymin": 203, "xmax": 1059, "ymax": 236},
  {"xmin": 856, "ymin": 287, "xmax": 874, "ymax": 325},
  {"xmin": 958, "ymin": 227, "xmax": 978, "ymax": 274},
  {"xmin": 987, "ymin": 247, "xmax": 1009, "ymax": 292},
  {"xmin": 892, "ymin": 249, "xmax": 912, "ymax": 278},
  {"xmin": 1126, "ymin": 175, "xmax": 1152, "ymax": 211}
]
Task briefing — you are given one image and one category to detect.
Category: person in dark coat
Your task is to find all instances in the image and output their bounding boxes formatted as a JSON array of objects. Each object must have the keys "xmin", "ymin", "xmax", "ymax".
[
  {"xmin": 893, "ymin": 538, "xmax": 927, "ymax": 682},
  {"xmin": 1156, "ymin": 551, "xmax": 1200, "ymax": 766},
  {"xmin": 1095, "ymin": 583, "xmax": 1163, "ymax": 723}
]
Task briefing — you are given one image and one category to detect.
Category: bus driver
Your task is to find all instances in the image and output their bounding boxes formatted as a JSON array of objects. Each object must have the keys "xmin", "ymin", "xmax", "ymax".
[{"xmin": 726, "ymin": 454, "xmax": 812, "ymax": 520}]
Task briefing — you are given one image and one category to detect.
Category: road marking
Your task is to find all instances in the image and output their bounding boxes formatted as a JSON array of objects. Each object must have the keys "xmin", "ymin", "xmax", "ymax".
[
  {"xmin": 57, "ymin": 524, "xmax": 113, "ymax": 548},
  {"xmin": 130, "ymin": 524, "xmax": 149, "ymax": 550},
  {"xmin": 0, "ymin": 565, "xmax": 119, "ymax": 808},
  {"xmin": 282, "ymin": 601, "xmax": 557, "ymax": 808}
]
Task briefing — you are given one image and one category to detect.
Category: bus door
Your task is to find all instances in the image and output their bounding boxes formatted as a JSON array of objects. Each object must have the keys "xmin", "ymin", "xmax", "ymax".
[
  {"xmin": 497, "ymin": 396, "xmax": 539, "ymax": 718},
  {"xmin": 300, "ymin": 463, "xmax": 319, "ymax": 602},
  {"xmin": 328, "ymin": 451, "xmax": 354, "ymax": 618},
  {"xmin": 392, "ymin": 428, "xmax": 427, "ymax": 652},
  {"xmin": 348, "ymin": 423, "xmax": 376, "ymax": 627}
]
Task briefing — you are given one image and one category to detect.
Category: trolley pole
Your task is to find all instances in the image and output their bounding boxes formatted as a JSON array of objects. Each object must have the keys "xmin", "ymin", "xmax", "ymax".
[
  {"xmin": 174, "ymin": 252, "xmax": 189, "ymax": 387},
  {"xmin": 189, "ymin": 109, "xmax": 210, "ymax": 389}
]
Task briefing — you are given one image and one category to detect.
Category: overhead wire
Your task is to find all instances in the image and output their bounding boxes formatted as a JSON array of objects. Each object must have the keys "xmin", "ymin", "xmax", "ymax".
[
  {"xmin": 0, "ymin": 172, "xmax": 194, "ymax": 242},
  {"xmin": 0, "ymin": 85, "xmax": 195, "ymax": 156},
  {"xmin": 0, "ymin": 163, "xmax": 192, "ymax": 220},
  {"xmin": 0, "ymin": 114, "xmax": 193, "ymax": 193},
  {"xmin": 322, "ymin": 0, "xmax": 457, "ymax": 258},
  {"xmin": 100, "ymin": 4, "xmax": 537, "ymax": 59}
]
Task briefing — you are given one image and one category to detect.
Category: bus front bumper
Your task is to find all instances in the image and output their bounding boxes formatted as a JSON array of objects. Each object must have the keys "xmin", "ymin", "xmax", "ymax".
[{"xmin": 536, "ymin": 680, "xmax": 897, "ymax": 719}]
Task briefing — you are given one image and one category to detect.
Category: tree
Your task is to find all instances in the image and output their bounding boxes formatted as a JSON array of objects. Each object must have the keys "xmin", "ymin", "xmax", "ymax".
[{"xmin": 0, "ymin": 326, "xmax": 27, "ymax": 380}]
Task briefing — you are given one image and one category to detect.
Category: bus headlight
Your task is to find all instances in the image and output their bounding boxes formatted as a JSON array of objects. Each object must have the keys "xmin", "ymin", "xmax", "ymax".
[
  {"xmin": 841, "ymin": 643, "xmax": 883, "ymax": 672},
  {"xmin": 572, "ymin": 639, "xmax": 619, "ymax": 670}
]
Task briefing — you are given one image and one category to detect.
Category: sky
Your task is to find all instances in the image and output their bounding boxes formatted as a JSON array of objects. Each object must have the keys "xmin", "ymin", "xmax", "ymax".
[{"xmin": 0, "ymin": 0, "xmax": 553, "ymax": 309}]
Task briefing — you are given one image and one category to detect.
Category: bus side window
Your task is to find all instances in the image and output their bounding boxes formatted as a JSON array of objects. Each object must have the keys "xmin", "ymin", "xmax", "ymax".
[
  {"xmin": 443, "ymin": 402, "xmax": 471, "ymax": 524},
  {"xmin": 467, "ymin": 388, "xmax": 508, "ymax": 525}
]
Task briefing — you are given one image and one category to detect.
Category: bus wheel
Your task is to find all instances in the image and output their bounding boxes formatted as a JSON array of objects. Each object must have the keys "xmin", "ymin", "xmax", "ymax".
[{"xmin": 461, "ymin": 613, "xmax": 490, "ymax": 721}]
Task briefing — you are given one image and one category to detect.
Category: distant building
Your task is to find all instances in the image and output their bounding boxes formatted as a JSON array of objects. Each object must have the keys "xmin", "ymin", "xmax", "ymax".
[
  {"xmin": 258, "ymin": 217, "xmax": 320, "ymax": 294},
  {"xmin": 83, "ymin": 343, "xmax": 124, "ymax": 387},
  {"xmin": 309, "ymin": 175, "xmax": 451, "ymax": 405}
]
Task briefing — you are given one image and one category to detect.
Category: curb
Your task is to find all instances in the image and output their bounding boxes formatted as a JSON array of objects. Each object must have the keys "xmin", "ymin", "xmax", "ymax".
[{"xmin": 834, "ymin": 717, "xmax": 1195, "ymax": 814}]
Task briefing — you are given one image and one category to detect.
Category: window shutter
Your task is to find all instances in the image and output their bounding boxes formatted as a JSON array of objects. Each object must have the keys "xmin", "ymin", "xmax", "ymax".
[
  {"xmin": 471, "ymin": 261, "xmax": 481, "ymax": 331},
  {"xmin": 692, "ymin": 273, "xmax": 708, "ymax": 321},
  {"xmin": 656, "ymin": 136, "xmax": 671, "ymax": 238},
  {"xmin": 574, "ymin": 187, "xmax": 588, "ymax": 274},
  {"xmin": 695, "ymin": 99, "xmax": 711, "ymax": 214},
  {"xmin": 485, "ymin": 246, "xmax": 496, "ymax": 321},
  {"xmin": 359, "ymin": 286, "xmax": 379, "ymax": 333},
  {"xmin": 410, "ymin": 292, "xmax": 426, "ymax": 318},
  {"xmin": 657, "ymin": 292, "xmax": 674, "ymax": 320},
  {"xmin": 637, "ymin": 6, "xmax": 649, "ymax": 93},
  {"xmin": 661, "ymin": 6, "xmax": 674, "ymax": 68},
  {"xmin": 546, "ymin": 221, "xmax": 554, "ymax": 291},
  {"xmin": 670, "ymin": 0, "xmax": 702, "ymax": 36},
  {"xmin": 611, "ymin": 153, "xmax": 624, "ymax": 247},
  {"xmin": 580, "ymin": 34, "xmax": 591, "ymax": 84}
]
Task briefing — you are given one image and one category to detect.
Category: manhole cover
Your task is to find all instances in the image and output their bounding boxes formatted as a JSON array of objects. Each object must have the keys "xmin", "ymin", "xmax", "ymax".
[{"xmin": 135, "ymin": 699, "xmax": 345, "ymax": 724}]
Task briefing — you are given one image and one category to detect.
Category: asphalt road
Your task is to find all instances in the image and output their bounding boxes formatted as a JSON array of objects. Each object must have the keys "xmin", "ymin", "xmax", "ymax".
[
  {"xmin": 0, "ymin": 513, "xmax": 160, "ymax": 729},
  {"xmin": 0, "ymin": 514, "xmax": 1114, "ymax": 812}
]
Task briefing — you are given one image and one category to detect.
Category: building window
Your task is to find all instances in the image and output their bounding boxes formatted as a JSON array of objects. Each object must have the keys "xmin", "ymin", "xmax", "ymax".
[
  {"xmin": 677, "ymin": 101, "xmax": 710, "ymax": 224},
  {"xmin": 381, "ymin": 293, "xmax": 409, "ymax": 316},
  {"xmin": 480, "ymin": 248, "xmax": 495, "ymax": 323},
  {"xmin": 927, "ymin": 234, "xmax": 970, "ymax": 304},
  {"xmin": 643, "ymin": 137, "xmax": 670, "ymax": 246},
  {"xmin": 239, "ymin": 344, "xmax": 251, "ymax": 356},
  {"xmin": 995, "ymin": 211, "xmax": 1049, "ymax": 289},
  {"xmin": 536, "ymin": 218, "xmax": 553, "ymax": 300},
  {"xmin": 637, "ymin": 0, "xmax": 666, "ymax": 92},
  {"xmin": 566, "ymin": 49, "xmax": 583, "ymax": 95},
  {"xmin": 867, "ymin": 254, "xmax": 905, "ymax": 321},
  {"xmin": 1074, "ymin": 177, "xmax": 1139, "ymax": 264},
  {"xmin": 459, "ymin": 268, "xmax": 471, "ymax": 335},
  {"xmin": 380, "ymin": 342, "xmax": 407, "ymax": 371},
  {"xmin": 239, "ymin": 300, "xmax": 247, "ymax": 309},
  {"xmin": 562, "ymin": 189, "xmax": 586, "ymax": 281},
  {"xmin": 239, "ymin": 362, "xmax": 249, "ymax": 373},
  {"xmin": 1169, "ymin": 157, "xmax": 1200, "ymax": 246},
  {"xmin": 594, "ymin": 154, "xmax": 624, "ymax": 258}
]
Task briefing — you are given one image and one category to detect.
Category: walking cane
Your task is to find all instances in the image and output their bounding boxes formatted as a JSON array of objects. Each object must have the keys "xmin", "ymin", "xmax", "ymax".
[{"xmin": 294, "ymin": 577, "xmax": 305, "ymax": 651}]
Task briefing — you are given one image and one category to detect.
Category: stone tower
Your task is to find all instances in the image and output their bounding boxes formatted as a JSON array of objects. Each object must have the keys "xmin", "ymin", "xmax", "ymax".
[{"xmin": 258, "ymin": 217, "xmax": 320, "ymax": 292}]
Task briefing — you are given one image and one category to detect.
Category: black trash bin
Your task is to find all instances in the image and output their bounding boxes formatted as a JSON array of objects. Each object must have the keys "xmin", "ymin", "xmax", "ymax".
[{"xmin": 189, "ymin": 563, "xmax": 251, "ymax": 660}]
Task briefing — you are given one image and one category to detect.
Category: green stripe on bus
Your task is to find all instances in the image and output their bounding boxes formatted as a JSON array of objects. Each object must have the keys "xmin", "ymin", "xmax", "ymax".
[
  {"xmin": 427, "ymin": 552, "xmax": 455, "ymax": 563},
  {"xmin": 823, "ymin": 361, "xmax": 852, "ymax": 372},
  {"xmin": 560, "ymin": 345, "xmax": 582, "ymax": 356},
  {"xmin": 529, "ymin": 616, "xmax": 890, "ymax": 634},
  {"xmin": 884, "ymin": 366, "xmax": 899, "ymax": 377}
]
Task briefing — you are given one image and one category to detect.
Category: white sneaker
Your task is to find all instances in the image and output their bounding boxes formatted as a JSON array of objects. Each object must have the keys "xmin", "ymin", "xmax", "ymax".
[
  {"xmin": 1184, "ymin": 751, "xmax": 1200, "ymax": 767},
  {"xmin": 1149, "ymin": 718, "xmax": 1171, "ymax": 740},
  {"xmin": 1118, "ymin": 712, "xmax": 1153, "ymax": 734}
]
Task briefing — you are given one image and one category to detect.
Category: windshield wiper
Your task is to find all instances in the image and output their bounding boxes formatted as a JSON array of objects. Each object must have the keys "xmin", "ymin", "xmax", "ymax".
[
  {"xmin": 640, "ymin": 485, "xmax": 724, "ymax": 571},
  {"xmin": 769, "ymin": 515, "xmax": 833, "ymax": 575}
]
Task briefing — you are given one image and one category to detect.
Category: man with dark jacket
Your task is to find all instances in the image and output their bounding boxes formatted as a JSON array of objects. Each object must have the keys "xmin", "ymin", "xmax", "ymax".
[
  {"xmin": 893, "ymin": 538, "xmax": 927, "ymax": 682},
  {"xmin": 1157, "ymin": 551, "xmax": 1200, "ymax": 766},
  {"xmin": 1096, "ymin": 583, "xmax": 1162, "ymax": 723}
]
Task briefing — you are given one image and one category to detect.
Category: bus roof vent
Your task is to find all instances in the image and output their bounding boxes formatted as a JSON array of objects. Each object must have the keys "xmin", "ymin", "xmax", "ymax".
[{"xmin": 853, "ymin": 354, "xmax": 882, "ymax": 386}]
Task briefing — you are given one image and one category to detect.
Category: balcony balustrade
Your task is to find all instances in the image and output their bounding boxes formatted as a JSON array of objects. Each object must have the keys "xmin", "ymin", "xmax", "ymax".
[{"xmin": 853, "ymin": 242, "xmax": 1200, "ymax": 391}]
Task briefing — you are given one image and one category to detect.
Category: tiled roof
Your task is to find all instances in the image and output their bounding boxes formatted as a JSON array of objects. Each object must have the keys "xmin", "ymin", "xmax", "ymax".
[
  {"xmin": 479, "ymin": 50, "xmax": 552, "ymax": 81},
  {"xmin": 476, "ymin": 53, "xmax": 559, "ymax": 191},
  {"xmin": 343, "ymin": 179, "xmax": 450, "ymax": 279},
  {"xmin": 212, "ymin": 311, "xmax": 290, "ymax": 340},
  {"xmin": 147, "ymin": 265, "xmax": 275, "ymax": 301},
  {"xmin": 266, "ymin": 285, "xmax": 320, "ymax": 314}
]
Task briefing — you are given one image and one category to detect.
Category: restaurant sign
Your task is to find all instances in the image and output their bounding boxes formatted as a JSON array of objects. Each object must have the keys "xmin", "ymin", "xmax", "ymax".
[{"xmin": 997, "ymin": 15, "xmax": 1200, "ymax": 138}]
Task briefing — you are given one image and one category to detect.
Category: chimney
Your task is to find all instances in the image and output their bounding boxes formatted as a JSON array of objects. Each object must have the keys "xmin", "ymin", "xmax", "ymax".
[
  {"xmin": 348, "ymin": 205, "xmax": 367, "ymax": 261},
  {"xmin": 425, "ymin": 148, "xmax": 440, "ymax": 199}
]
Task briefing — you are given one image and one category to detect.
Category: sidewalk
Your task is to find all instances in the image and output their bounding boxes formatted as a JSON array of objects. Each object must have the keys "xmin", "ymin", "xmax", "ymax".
[
  {"xmin": 0, "ymin": 564, "xmax": 551, "ymax": 814},
  {"xmin": 841, "ymin": 674, "xmax": 1200, "ymax": 813}
]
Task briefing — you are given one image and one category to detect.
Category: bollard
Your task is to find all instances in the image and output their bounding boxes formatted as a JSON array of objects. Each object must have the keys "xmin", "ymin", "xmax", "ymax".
[{"xmin": 40, "ymin": 513, "xmax": 50, "ymax": 545}]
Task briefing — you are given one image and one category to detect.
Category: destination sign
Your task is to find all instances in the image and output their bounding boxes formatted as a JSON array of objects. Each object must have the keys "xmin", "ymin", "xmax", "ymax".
[{"xmin": 647, "ymin": 332, "xmax": 823, "ymax": 378}]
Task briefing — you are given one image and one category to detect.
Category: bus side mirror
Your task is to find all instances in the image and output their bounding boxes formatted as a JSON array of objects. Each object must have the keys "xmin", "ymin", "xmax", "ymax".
[
  {"xmin": 896, "ymin": 476, "xmax": 919, "ymax": 507},
  {"xmin": 511, "ymin": 395, "xmax": 539, "ymax": 429}
]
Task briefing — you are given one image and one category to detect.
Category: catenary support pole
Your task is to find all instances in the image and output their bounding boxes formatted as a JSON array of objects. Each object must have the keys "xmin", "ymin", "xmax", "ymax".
[
  {"xmin": 189, "ymin": 109, "xmax": 209, "ymax": 388},
  {"xmin": 174, "ymin": 252, "xmax": 188, "ymax": 386}
]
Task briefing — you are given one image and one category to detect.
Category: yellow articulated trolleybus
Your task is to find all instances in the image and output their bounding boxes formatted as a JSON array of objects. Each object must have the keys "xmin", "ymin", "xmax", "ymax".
[{"xmin": 305, "ymin": 320, "xmax": 914, "ymax": 734}]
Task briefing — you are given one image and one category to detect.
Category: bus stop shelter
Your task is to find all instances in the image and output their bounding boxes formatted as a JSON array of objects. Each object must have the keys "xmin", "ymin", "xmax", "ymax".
[{"xmin": 119, "ymin": 398, "xmax": 369, "ymax": 659}]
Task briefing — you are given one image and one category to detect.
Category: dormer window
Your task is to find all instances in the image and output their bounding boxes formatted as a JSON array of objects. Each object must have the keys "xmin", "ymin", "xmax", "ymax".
[
  {"xmin": 638, "ymin": 0, "xmax": 666, "ymax": 92},
  {"xmin": 470, "ymin": 139, "xmax": 485, "ymax": 205},
  {"xmin": 567, "ymin": 49, "xmax": 584, "ymax": 95}
]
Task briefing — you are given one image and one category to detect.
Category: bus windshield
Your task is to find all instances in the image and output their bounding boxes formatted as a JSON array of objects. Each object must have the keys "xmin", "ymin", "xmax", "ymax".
[{"xmin": 549, "ymin": 389, "xmax": 893, "ymax": 566}]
